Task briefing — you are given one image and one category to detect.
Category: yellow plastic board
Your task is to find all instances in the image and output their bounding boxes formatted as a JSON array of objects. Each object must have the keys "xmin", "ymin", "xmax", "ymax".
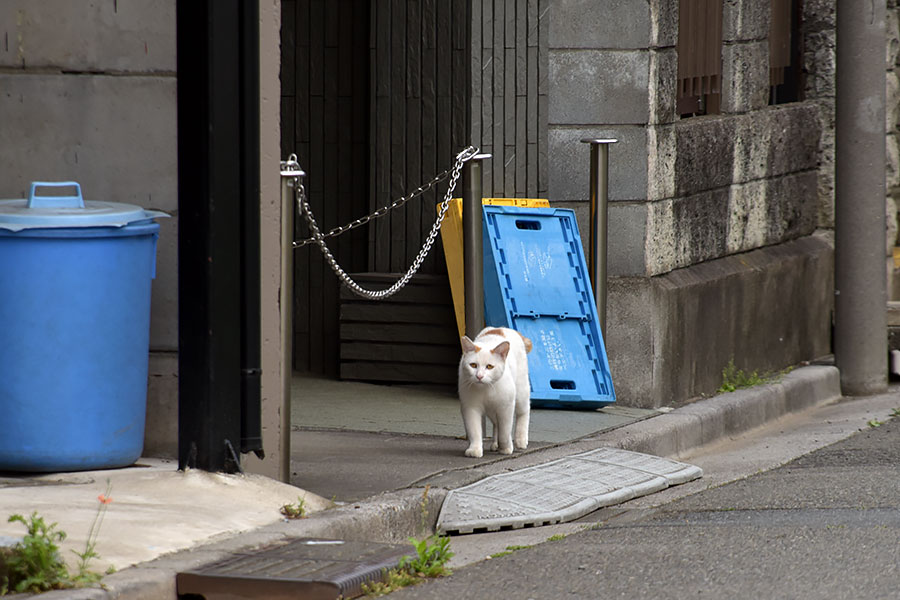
[{"xmin": 440, "ymin": 198, "xmax": 551, "ymax": 338}]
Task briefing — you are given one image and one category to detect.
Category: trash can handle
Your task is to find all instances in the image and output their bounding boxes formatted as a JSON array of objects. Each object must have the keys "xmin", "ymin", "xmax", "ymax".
[{"xmin": 27, "ymin": 181, "xmax": 85, "ymax": 209}]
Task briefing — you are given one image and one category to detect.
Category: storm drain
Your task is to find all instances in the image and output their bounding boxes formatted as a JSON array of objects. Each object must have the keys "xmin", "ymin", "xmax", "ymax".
[
  {"xmin": 176, "ymin": 538, "xmax": 411, "ymax": 600},
  {"xmin": 436, "ymin": 447, "xmax": 702, "ymax": 535}
]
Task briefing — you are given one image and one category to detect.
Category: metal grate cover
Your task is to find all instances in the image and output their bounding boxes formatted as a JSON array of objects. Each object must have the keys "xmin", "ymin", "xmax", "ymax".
[
  {"xmin": 437, "ymin": 448, "xmax": 702, "ymax": 534},
  {"xmin": 177, "ymin": 538, "xmax": 412, "ymax": 600}
]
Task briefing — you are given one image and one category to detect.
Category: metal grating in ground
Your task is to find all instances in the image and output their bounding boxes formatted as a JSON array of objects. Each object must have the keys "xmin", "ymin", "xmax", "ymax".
[
  {"xmin": 436, "ymin": 447, "xmax": 702, "ymax": 535},
  {"xmin": 176, "ymin": 538, "xmax": 412, "ymax": 600}
]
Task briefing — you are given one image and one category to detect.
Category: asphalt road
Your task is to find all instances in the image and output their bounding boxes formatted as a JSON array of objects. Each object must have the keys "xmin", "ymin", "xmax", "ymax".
[{"xmin": 392, "ymin": 414, "xmax": 900, "ymax": 599}]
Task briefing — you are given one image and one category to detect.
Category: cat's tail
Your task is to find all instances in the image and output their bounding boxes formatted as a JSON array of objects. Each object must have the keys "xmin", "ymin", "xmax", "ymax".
[{"xmin": 518, "ymin": 332, "xmax": 533, "ymax": 353}]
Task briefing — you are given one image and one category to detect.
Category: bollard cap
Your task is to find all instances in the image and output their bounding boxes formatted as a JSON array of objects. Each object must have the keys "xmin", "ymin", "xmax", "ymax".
[{"xmin": 580, "ymin": 138, "xmax": 618, "ymax": 144}]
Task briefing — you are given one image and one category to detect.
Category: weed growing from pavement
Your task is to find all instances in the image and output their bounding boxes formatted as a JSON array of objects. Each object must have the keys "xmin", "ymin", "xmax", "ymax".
[
  {"xmin": 546, "ymin": 533, "xmax": 567, "ymax": 541},
  {"xmin": 1, "ymin": 483, "xmax": 112, "ymax": 596},
  {"xmin": 718, "ymin": 360, "xmax": 792, "ymax": 394},
  {"xmin": 279, "ymin": 496, "xmax": 307, "ymax": 519},
  {"xmin": 1, "ymin": 512, "xmax": 70, "ymax": 595},
  {"xmin": 362, "ymin": 486, "xmax": 454, "ymax": 596},
  {"xmin": 868, "ymin": 419, "xmax": 884, "ymax": 428},
  {"xmin": 70, "ymin": 480, "xmax": 113, "ymax": 586}
]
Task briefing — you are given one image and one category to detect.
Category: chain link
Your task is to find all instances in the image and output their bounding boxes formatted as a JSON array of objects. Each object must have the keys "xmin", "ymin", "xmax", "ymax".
[
  {"xmin": 293, "ymin": 146, "xmax": 478, "ymax": 299},
  {"xmin": 292, "ymin": 146, "xmax": 478, "ymax": 248}
]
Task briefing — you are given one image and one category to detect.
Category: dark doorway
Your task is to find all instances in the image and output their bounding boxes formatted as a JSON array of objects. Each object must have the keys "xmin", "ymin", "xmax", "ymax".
[{"xmin": 281, "ymin": 0, "xmax": 469, "ymax": 378}]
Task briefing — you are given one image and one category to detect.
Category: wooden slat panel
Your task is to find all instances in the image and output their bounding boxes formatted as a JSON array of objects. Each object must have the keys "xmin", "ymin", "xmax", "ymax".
[
  {"xmin": 516, "ymin": 96, "xmax": 526, "ymax": 194},
  {"xmin": 420, "ymin": 0, "xmax": 438, "ymax": 273},
  {"xmin": 341, "ymin": 322, "xmax": 459, "ymax": 345},
  {"xmin": 338, "ymin": 273, "xmax": 452, "ymax": 305},
  {"xmin": 492, "ymin": 0, "xmax": 504, "ymax": 195},
  {"xmin": 341, "ymin": 342, "xmax": 460, "ymax": 364},
  {"xmin": 390, "ymin": 0, "xmax": 407, "ymax": 273},
  {"xmin": 340, "ymin": 361, "xmax": 457, "ymax": 384},
  {"xmin": 281, "ymin": 0, "xmax": 297, "ymax": 96},
  {"xmin": 341, "ymin": 303, "xmax": 456, "ymax": 326},
  {"xmin": 286, "ymin": 0, "xmax": 370, "ymax": 374},
  {"xmin": 537, "ymin": 0, "xmax": 548, "ymax": 196}
]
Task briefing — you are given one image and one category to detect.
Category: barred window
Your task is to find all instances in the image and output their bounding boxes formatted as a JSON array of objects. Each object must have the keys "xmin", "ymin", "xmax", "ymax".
[
  {"xmin": 677, "ymin": 0, "xmax": 723, "ymax": 117},
  {"xmin": 769, "ymin": 0, "xmax": 803, "ymax": 104}
]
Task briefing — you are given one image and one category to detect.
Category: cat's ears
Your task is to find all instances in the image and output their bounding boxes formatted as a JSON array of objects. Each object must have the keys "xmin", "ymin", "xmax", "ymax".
[
  {"xmin": 460, "ymin": 336, "xmax": 478, "ymax": 353},
  {"xmin": 491, "ymin": 341, "xmax": 510, "ymax": 360},
  {"xmin": 461, "ymin": 336, "xmax": 510, "ymax": 359}
]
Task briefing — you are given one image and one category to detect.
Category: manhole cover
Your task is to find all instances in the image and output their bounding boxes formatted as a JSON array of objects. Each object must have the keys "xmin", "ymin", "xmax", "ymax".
[
  {"xmin": 177, "ymin": 538, "xmax": 412, "ymax": 600},
  {"xmin": 436, "ymin": 447, "xmax": 702, "ymax": 534}
]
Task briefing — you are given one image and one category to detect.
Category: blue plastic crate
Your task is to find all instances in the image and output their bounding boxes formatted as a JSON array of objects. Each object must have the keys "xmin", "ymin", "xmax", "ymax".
[{"xmin": 482, "ymin": 205, "xmax": 615, "ymax": 408}]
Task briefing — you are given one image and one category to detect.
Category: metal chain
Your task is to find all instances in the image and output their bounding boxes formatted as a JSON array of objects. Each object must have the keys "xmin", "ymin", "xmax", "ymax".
[
  {"xmin": 294, "ymin": 146, "xmax": 477, "ymax": 299},
  {"xmin": 292, "ymin": 146, "xmax": 478, "ymax": 247}
]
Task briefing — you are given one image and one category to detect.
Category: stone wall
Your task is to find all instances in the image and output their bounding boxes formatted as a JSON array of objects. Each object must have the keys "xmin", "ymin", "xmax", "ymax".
[
  {"xmin": 0, "ymin": 1, "xmax": 179, "ymax": 455},
  {"xmin": 805, "ymin": 0, "xmax": 900, "ymax": 261},
  {"xmin": 888, "ymin": 0, "xmax": 900, "ymax": 288},
  {"xmin": 547, "ymin": 0, "xmax": 832, "ymax": 406}
]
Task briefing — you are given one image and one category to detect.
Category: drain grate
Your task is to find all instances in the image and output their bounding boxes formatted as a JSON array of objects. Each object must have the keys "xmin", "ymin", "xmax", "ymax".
[
  {"xmin": 436, "ymin": 447, "xmax": 702, "ymax": 534},
  {"xmin": 176, "ymin": 538, "xmax": 411, "ymax": 600}
]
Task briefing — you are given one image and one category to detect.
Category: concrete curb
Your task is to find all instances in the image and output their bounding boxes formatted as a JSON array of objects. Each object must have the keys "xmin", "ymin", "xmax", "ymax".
[{"xmin": 40, "ymin": 365, "xmax": 840, "ymax": 599}]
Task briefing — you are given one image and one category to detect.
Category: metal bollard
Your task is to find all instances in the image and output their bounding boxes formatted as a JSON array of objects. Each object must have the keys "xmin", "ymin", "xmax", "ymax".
[
  {"xmin": 462, "ymin": 153, "xmax": 491, "ymax": 339},
  {"xmin": 278, "ymin": 157, "xmax": 304, "ymax": 482},
  {"xmin": 581, "ymin": 138, "xmax": 617, "ymax": 338}
]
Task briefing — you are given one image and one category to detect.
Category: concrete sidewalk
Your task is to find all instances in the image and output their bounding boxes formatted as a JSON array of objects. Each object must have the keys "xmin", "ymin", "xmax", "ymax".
[{"xmin": 0, "ymin": 365, "xmax": 877, "ymax": 598}]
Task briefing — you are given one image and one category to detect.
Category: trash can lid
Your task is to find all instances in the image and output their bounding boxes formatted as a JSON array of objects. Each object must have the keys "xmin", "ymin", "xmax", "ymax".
[{"xmin": 0, "ymin": 181, "xmax": 168, "ymax": 232}]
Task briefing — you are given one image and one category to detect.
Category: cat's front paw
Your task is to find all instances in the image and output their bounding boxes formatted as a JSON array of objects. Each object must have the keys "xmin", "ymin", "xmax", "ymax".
[
  {"xmin": 498, "ymin": 445, "xmax": 513, "ymax": 455},
  {"xmin": 515, "ymin": 436, "xmax": 528, "ymax": 450},
  {"xmin": 464, "ymin": 446, "xmax": 483, "ymax": 458},
  {"xmin": 490, "ymin": 440, "xmax": 499, "ymax": 452}
]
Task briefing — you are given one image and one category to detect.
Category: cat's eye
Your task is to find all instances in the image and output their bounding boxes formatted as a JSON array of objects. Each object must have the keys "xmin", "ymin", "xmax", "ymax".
[
  {"xmin": 486, "ymin": 364, "xmax": 494, "ymax": 370},
  {"xmin": 469, "ymin": 362, "xmax": 477, "ymax": 368}
]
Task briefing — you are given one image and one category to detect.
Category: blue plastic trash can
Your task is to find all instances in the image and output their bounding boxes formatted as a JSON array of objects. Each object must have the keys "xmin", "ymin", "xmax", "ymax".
[{"xmin": 0, "ymin": 181, "xmax": 166, "ymax": 472}]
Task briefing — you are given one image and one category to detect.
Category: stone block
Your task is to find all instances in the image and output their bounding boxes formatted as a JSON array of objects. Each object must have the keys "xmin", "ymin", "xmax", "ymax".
[
  {"xmin": 649, "ymin": 0, "xmax": 678, "ymax": 47},
  {"xmin": 647, "ymin": 169, "xmax": 819, "ymax": 276},
  {"xmin": 674, "ymin": 117, "xmax": 737, "ymax": 195},
  {"xmin": 645, "ymin": 189, "xmax": 730, "ymax": 275},
  {"xmin": 762, "ymin": 105, "xmax": 822, "ymax": 175},
  {"xmin": 764, "ymin": 171, "xmax": 819, "ymax": 242},
  {"xmin": 608, "ymin": 203, "xmax": 649, "ymax": 276},
  {"xmin": 728, "ymin": 104, "xmax": 820, "ymax": 186},
  {"xmin": 803, "ymin": 0, "xmax": 836, "ymax": 32},
  {"xmin": 887, "ymin": 71, "xmax": 900, "ymax": 134},
  {"xmin": 606, "ymin": 277, "xmax": 655, "ymax": 407},
  {"xmin": 888, "ymin": 134, "xmax": 900, "ymax": 189},
  {"xmin": 554, "ymin": 199, "xmax": 650, "ymax": 278},
  {"xmin": 725, "ymin": 179, "xmax": 769, "ymax": 253},
  {"xmin": 145, "ymin": 351, "xmax": 178, "ymax": 459},
  {"xmin": 647, "ymin": 124, "xmax": 677, "ymax": 200},
  {"xmin": 0, "ymin": 0, "xmax": 175, "ymax": 72},
  {"xmin": 887, "ymin": 194, "xmax": 898, "ymax": 254},
  {"xmin": 725, "ymin": 172, "xmax": 818, "ymax": 254},
  {"xmin": 549, "ymin": 0, "xmax": 651, "ymax": 49},
  {"xmin": 723, "ymin": 0, "xmax": 769, "ymax": 42},
  {"xmin": 721, "ymin": 41, "xmax": 771, "ymax": 114},
  {"xmin": 547, "ymin": 125, "xmax": 648, "ymax": 202},
  {"xmin": 804, "ymin": 29, "xmax": 836, "ymax": 98},
  {"xmin": 649, "ymin": 48, "xmax": 678, "ymax": 124},
  {"xmin": 817, "ymin": 170, "xmax": 835, "ymax": 228},
  {"xmin": 548, "ymin": 49, "xmax": 649, "ymax": 125},
  {"xmin": 887, "ymin": 8, "xmax": 900, "ymax": 68},
  {"xmin": 0, "ymin": 73, "xmax": 178, "ymax": 350}
]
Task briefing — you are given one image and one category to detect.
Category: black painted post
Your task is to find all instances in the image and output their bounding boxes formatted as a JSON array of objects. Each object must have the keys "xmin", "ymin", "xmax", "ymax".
[{"xmin": 177, "ymin": 0, "xmax": 262, "ymax": 472}]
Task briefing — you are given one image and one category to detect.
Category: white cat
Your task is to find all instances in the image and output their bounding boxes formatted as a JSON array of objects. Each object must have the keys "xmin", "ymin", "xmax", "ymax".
[{"xmin": 458, "ymin": 327, "xmax": 532, "ymax": 458}]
